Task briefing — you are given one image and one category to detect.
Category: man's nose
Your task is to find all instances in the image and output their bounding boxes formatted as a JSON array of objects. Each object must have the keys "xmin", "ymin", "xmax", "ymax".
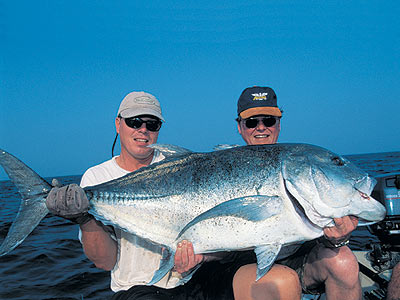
[
  {"xmin": 137, "ymin": 123, "xmax": 148, "ymax": 132},
  {"xmin": 256, "ymin": 121, "xmax": 267, "ymax": 130}
]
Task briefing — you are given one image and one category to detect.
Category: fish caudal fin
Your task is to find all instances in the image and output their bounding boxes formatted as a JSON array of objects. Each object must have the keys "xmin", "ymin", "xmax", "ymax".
[{"xmin": 0, "ymin": 149, "xmax": 51, "ymax": 256}]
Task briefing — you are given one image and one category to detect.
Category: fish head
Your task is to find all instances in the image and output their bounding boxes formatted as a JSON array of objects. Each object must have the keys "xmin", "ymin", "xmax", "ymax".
[{"xmin": 281, "ymin": 144, "xmax": 386, "ymax": 228}]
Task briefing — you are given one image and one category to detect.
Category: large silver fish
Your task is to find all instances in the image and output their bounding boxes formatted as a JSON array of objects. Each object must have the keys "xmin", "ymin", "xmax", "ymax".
[{"xmin": 0, "ymin": 144, "xmax": 386, "ymax": 285}]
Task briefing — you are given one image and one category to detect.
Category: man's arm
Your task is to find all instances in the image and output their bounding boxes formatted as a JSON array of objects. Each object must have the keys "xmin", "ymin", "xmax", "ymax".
[
  {"xmin": 80, "ymin": 220, "xmax": 118, "ymax": 271},
  {"xmin": 173, "ymin": 240, "xmax": 227, "ymax": 274},
  {"xmin": 46, "ymin": 183, "xmax": 118, "ymax": 271},
  {"xmin": 322, "ymin": 216, "xmax": 358, "ymax": 247}
]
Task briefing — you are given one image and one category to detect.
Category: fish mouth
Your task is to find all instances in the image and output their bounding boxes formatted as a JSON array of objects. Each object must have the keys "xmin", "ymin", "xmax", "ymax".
[{"xmin": 356, "ymin": 188, "xmax": 370, "ymax": 200}]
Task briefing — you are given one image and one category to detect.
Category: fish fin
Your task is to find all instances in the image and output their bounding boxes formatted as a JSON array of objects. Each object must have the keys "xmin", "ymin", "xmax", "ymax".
[
  {"xmin": 178, "ymin": 262, "xmax": 203, "ymax": 285},
  {"xmin": 0, "ymin": 149, "xmax": 51, "ymax": 256},
  {"xmin": 177, "ymin": 195, "xmax": 283, "ymax": 240},
  {"xmin": 213, "ymin": 144, "xmax": 241, "ymax": 151},
  {"xmin": 254, "ymin": 244, "xmax": 281, "ymax": 280},
  {"xmin": 149, "ymin": 144, "xmax": 193, "ymax": 158},
  {"xmin": 357, "ymin": 220, "xmax": 377, "ymax": 226},
  {"xmin": 147, "ymin": 247, "xmax": 176, "ymax": 285},
  {"xmin": 148, "ymin": 247, "xmax": 203, "ymax": 286}
]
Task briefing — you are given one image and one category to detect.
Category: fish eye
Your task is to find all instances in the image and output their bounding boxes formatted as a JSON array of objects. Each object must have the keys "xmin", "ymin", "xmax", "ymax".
[{"xmin": 331, "ymin": 156, "xmax": 345, "ymax": 166}]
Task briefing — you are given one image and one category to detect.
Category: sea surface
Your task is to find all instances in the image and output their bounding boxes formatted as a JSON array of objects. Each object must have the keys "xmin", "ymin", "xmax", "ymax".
[{"xmin": 0, "ymin": 151, "xmax": 399, "ymax": 300}]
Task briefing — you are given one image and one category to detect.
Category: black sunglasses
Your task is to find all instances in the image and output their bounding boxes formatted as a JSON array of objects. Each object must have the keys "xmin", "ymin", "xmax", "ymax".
[
  {"xmin": 123, "ymin": 117, "xmax": 162, "ymax": 132},
  {"xmin": 243, "ymin": 117, "xmax": 278, "ymax": 129}
]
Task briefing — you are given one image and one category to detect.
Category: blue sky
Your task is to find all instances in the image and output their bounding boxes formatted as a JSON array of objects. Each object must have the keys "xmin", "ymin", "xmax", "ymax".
[{"xmin": 1, "ymin": 1, "xmax": 399, "ymax": 180}]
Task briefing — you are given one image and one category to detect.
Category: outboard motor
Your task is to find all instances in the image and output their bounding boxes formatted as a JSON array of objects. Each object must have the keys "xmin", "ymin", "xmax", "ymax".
[
  {"xmin": 360, "ymin": 174, "xmax": 400, "ymax": 300},
  {"xmin": 366, "ymin": 173, "xmax": 400, "ymax": 272},
  {"xmin": 369, "ymin": 174, "xmax": 400, "ymax": 249}
]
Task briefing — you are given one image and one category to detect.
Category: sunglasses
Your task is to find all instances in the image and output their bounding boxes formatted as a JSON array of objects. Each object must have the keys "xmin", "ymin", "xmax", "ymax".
[
  {"xmin": 123, "ymin": 117, "xmax": 162, "ymax": 132},
  {"xmin": 243, "ymin": 117, "xmax": 278, "ymax": 129}
]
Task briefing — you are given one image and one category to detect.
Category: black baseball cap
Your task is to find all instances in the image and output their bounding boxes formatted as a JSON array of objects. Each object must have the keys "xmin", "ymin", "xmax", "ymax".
[{"xmin": 237, "ymin": 86, "xmax": 282, "ymax": 119}]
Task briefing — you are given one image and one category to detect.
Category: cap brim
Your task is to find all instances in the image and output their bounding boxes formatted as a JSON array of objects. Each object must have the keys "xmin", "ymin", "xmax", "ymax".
[
  {"xmin": 240, "ymin": 107, "xmax": 282, "ymax": 119},
  {"xmin": 119, "ymin": 108, "xmax": 165, "ymax": 121}
]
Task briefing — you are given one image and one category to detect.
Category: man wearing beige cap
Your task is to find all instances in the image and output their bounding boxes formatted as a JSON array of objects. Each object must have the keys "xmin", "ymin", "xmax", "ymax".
[
  {"xmin": 78, "ymin": 91, "xmax": 175, "ymax": 296},
  {"xmin": 232, "ymin": 86, "xmax": 361, "ymax": 300},
  {"xmin": 47, "ymin": 91, "xmax": 180, "ymax": 294}
]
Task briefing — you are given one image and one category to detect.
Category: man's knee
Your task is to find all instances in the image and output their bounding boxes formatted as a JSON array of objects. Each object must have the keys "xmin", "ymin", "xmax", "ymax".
[
  {"xmin": 234, "ymin": 263, "xmax": 300, "ymax": 285},
  {"xmin": 265, "ymin": 265, "xmax": 300, "ymax": 290},
  {"xmin": 233, "ymin": 264, "xmax": 301, "ymax": 300},
  {"xmin": 323, "ymin": 246, "xmax": 360, "ymax": 284}
]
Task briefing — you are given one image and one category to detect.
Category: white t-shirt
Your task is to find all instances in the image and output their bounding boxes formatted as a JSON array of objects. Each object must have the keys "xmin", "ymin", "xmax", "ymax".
[{"xmin": 80, "ymin": 150, "xmax": 182, "ymax": 292}]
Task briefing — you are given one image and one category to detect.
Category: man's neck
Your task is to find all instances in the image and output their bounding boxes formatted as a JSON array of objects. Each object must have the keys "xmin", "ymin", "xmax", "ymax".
[{"xmin": 115, "ymin": 151, "xmax": 154, "ymax": 172}]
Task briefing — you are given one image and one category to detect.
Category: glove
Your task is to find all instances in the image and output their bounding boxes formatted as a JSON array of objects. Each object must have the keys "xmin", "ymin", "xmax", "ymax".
[{"xmin": 46, "ymin": 179, "xmax": 93, "ymax": 225}]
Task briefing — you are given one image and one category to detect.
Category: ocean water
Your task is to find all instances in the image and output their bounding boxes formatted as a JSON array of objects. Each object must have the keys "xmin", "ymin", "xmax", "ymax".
[
  {"xmin": 0, "ymin": 151, "xmax": 399, "ymax": 300},
  {"xmin": 0, "ymin": 176, "xmax": 113, "ymax": 300}
]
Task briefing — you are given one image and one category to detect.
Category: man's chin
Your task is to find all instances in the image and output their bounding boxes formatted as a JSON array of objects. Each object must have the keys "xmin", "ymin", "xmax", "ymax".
[{"xmin": 251, "ymin": 138, "xmax": 272, "ymax": 145}]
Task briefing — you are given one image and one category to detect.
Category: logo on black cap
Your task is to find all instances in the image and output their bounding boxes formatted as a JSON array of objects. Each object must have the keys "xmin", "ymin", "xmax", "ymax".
[{"xmin": 251, "ymin": 93, "xmax": 269, "ymax": 100}]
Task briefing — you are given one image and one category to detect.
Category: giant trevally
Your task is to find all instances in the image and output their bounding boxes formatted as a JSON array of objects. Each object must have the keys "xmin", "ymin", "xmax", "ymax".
[{"xmin": 0, "ymin": 143, "xmax": 386, "ymax": 285}]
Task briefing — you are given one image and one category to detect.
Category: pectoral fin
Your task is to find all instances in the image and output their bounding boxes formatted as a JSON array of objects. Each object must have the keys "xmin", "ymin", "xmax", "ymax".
[
  {"xmin": 254, "ymin": 244, "xmax": 282, "ymax": 280},
  {"xmin": 177, "ymin": 195, "xmax": 283, "ymax": 240}
]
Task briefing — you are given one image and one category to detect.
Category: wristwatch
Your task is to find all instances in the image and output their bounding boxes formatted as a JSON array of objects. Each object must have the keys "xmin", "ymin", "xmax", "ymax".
[{"xmin": 318, "ymin": 236, "xmax": 350, "ymax": 248}]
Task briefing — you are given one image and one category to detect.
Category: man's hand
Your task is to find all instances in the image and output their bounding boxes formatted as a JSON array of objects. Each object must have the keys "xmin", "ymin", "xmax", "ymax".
[
  {"xmin": 323, "ymin": 216, "xmax": 358, "ymax": 246},
  {"xmin": 174, "ymin": 240, "xmax": 204, "ymax": 274},
  {"xmin": 46, "ymin": 181, "xmax": 93, "ymax": 225}
]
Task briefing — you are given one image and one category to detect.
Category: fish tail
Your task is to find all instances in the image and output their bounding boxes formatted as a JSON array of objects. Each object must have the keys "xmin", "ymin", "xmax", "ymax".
[{"xmin": 0, "ymin": 149, "xmax": 51, "ymax": 256}]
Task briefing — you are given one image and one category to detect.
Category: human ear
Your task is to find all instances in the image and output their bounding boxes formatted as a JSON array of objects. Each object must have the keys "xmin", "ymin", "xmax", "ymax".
[{"xmin": 115, "ymin": 118, "xmax": 121, "ymax": 134}]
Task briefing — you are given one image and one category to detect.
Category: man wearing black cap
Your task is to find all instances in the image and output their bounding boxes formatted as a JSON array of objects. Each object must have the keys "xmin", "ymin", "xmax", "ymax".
[
  {"xmin": 232, "ymin": 86, "xmax": 361, "ymax": 300},
  {"xmin": 236, "ymin": 86, "xmax": 282, "ymax": 146}
]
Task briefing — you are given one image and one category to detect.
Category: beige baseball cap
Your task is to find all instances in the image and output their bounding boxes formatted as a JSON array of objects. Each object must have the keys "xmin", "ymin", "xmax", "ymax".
[{"xmin": 117, "ymin": 91, "xmax": 165, "ymax": 121}]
